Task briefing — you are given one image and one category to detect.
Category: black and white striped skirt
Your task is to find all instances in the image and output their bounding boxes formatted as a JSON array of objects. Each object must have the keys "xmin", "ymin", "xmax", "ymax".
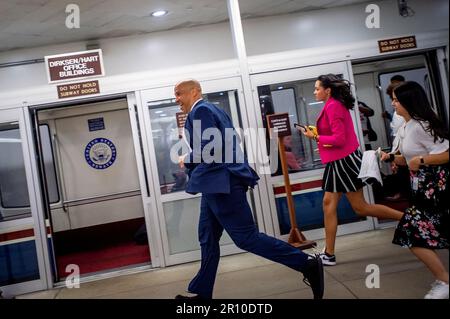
[{"xmin": 322, "ymin": 149, "xmax": 364, "ymax": 193}]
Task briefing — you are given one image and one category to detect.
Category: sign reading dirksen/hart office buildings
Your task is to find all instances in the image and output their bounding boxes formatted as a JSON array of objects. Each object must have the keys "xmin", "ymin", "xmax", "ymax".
[{"xmin": 45, "ymin": 49, "xmax": 105, "ymax": 83}]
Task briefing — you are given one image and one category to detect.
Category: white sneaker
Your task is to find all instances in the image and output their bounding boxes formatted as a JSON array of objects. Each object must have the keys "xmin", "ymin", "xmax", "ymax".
[
  {"xmin": 314, "ymin": 247, "xmax": 337, "ymax": 266},
  {"xmin": 424, "ymin": 280, "xmax": 449, "ymax": 299},
  {"xmin": 318, "ymin": 252, "xmax": 336, "ymax": 266}
]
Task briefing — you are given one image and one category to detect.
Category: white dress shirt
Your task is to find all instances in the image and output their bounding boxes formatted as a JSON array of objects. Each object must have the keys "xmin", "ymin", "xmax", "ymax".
[{"xmin": 398, "ymin": 119, "xmax": 449, "ymax": 164}]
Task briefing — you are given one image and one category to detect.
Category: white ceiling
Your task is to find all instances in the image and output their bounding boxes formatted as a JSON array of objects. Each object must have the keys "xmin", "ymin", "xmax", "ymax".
[{"xmin": 0, "ymin": 0, "xmax": 371, "ymax": 52}]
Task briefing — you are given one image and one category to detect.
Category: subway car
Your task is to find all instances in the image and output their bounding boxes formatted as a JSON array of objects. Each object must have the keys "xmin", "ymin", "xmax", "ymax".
[{"xmin": 0, "ymin": 0, "xmax": 448, "ymax": 297}]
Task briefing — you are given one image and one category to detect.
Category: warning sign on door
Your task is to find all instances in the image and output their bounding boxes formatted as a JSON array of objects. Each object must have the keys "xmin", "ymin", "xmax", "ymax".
[{"xmin": 57, "ymin": 80, "xmax": 100, "ymax": 99}]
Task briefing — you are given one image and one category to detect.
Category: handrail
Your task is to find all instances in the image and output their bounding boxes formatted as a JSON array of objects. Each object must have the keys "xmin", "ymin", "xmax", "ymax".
[
  {"xmin": 63, "ymin": 189, "xmax": 141, "ymax": 207},
  {"xmin": 375, "ymin": 85, "xmax": 393, "ymax": 149},
  {"xmin": 52, "ymin": 133, "xmax": 69, "ymax": 213}
]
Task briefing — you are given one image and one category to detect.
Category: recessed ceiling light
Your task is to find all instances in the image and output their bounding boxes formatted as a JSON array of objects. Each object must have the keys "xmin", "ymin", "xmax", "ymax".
[{"xmin": 151, "ymin": 10, "xmax": 168, "ymax": 17}]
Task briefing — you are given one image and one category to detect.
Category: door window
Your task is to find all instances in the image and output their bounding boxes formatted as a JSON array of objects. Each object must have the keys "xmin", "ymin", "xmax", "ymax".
[
  {"xmin": 0, "ymin": 121, "xmax": 40, "ymax": 286},
  {"xmin": 0, "ymin": 122, "xmax": 30, "ymax": 218},
  {"xmin": 148, "ymin": 91, "xmax": 240, "ymax": 194},
  {"xmin": 145, "ymin": 89, "xmax": 244, "ymax": 259},
  {"xmin": 251, "ymin": 66, "xmax": 369, "ymax": 236},
  {"xmin": 0, "ymin": 124, "xmax": 59, "ymax": 221},
  {"xmin": 257, "ymin": 79, "xmax": 325, "ymax": 175}
]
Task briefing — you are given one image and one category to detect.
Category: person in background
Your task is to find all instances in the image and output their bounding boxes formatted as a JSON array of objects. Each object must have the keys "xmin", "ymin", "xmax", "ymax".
[
  {"xmin": 382, "ymin": 81, "xmax": 449, "ymax": 299},
  {"xmin": 358, "ymin": 100, "xmax": 377, "ymax": 150},
  {"xmin": 380, "ymin": 80, "xmax": 410, "ymax": 201},
  {"xmin": 175, "ymin": 79, "xmax": 324, "ymax": 299},
  {"xmin": 298, "ymin": 74, "xmax": 403, "ymax": 266},
  {"xmin": 382, "ymin": 75, "xmax": 406, "ymax": 142},
  {"xmin": 389, "ymin": 75, "xmax": 405, "ymax": 85},
  {"xmin": 283, "ymin": 135, "xmax": 302, "ymax": 171}
]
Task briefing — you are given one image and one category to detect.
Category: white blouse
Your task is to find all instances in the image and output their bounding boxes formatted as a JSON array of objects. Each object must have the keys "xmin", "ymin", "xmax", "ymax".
[{"xmin": 398, "ymin": 119, "xmax": 449, "ymax": 164}]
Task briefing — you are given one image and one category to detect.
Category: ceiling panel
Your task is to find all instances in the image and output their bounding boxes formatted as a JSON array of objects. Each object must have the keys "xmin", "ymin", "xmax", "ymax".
[{"xmin": 0, "ymin": 0, "xmax": 370, "ymax": 52}]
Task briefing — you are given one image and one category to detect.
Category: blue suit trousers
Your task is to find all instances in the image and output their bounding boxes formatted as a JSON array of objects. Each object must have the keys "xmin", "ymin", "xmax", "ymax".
[{"xmin": 188, "ymin": 176, "xmax": 310, "ymax": 298}]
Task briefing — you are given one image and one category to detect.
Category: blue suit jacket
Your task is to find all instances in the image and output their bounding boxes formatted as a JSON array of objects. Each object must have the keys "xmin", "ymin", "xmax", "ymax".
[{"xmin": 183, "ymin": 100, "xmax": 259, "ymax": 194}]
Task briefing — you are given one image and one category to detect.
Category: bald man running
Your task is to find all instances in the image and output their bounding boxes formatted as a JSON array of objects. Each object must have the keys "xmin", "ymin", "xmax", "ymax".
[{"xmin": 174, "ymin": 79, "xmax": 324, "ymax": 299}]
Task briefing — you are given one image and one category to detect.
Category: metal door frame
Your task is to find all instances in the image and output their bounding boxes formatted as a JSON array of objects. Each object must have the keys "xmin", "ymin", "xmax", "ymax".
[
  {"xmin": 136, "ymin": 76, "xmax": 266, "ymax": 266},
  {"xmin": 27, "ymin": 93, "xmax": 157, "ymax": 287},
  {"xmin": 127, "ymin": 93, "xmax": 163, "ymax": 268},
  {"xmin": 0, "ymin": 107, "xmax": 51, "ymax": 297},
  {"xmin": 248, "ymin": 61, "xmax": 376, "ymax": 241}
]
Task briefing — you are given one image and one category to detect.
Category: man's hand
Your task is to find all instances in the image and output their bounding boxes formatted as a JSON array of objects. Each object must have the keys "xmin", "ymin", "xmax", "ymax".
[{"xmin": 178, "ymin": 154, "xmax": 188, "ymax": 169}]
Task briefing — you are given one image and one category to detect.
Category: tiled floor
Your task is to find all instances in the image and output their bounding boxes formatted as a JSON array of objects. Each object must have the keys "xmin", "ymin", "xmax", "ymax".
[{"xmin": 15, "ymin": 228, "xmax": 449, "ymax": 299}]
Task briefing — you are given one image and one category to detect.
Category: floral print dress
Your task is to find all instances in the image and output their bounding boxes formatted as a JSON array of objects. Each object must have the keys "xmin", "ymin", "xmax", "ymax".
[{"xmin": 392, "ymin": 165, "xmax": 449, "ymax": 249}]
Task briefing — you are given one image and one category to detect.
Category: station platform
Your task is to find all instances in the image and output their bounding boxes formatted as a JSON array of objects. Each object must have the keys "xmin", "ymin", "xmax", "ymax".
[{"xmin": 16, "ymin": 228, "xmax": 448, "ymax": 299}]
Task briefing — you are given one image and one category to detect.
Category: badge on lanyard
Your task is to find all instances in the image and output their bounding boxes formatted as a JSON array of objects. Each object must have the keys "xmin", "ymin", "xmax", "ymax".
[{"xmin": 412, "ymin": 176, "xmax": 419, "ymax": 191}]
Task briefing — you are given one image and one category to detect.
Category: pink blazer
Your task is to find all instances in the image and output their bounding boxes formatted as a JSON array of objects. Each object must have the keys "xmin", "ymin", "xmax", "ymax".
[{"xmin": 316, "ymin": 97, "xmax": 359, "ymax": 164}]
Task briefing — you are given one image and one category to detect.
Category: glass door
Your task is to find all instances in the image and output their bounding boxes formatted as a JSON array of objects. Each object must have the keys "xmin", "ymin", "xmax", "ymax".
[
  {"xmin": 0, "ymin": 108, "xmax": 49, "ymax": 298},
  {"xmin": 34, "ymin": 97, "xmax": 153, "ymax": 281},
  {"xmin": 249, "ymin": 62, "xmax": 375, "ymax": 241},
  {"xmin": 138, "ymin": 77, "xmax": 264, "ymax": 266}
]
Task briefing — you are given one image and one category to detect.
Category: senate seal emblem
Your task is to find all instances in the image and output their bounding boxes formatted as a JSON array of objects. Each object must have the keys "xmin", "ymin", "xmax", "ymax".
[{"xmin": 84, "ymin": 138, "xmax": 117, "ymax": 169}]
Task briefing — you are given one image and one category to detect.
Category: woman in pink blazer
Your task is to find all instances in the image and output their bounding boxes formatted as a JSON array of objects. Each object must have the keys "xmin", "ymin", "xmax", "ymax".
[{"xmin": 299, "ymin": 74, "xmax": 403, "ymax": 266}]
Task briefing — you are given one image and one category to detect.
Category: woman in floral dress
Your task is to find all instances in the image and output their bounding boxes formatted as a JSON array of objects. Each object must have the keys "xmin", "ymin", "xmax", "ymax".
[{"xmin": 382, "ymin": 81, "xmax": 449, "ymax": 299}]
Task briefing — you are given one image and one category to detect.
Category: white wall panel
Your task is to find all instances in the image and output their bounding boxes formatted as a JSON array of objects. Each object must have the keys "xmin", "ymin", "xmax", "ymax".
[
  {"xmin": 0, "ymin": 0, "xmax": 448, "ymax": 101},
  {"xmin": 243, "ymin": 0, "xmax": 449, "ymax": 55}
]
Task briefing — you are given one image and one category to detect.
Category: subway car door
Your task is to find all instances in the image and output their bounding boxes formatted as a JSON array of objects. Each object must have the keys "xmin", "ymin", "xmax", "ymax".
[
  {"xmin": 249, "ymin": 61, "xmax": 374, "ymax": 240},
  {"xmin": 352, "ymin": 52, "xmax": 449, "ymax": 228},
  {"xmin": 35, "ymin": 98, "xmax": 152, "ymax": 281},
  {"xmin": 0, "ymin": 107, "xmax": 50, "ymax": 298}
]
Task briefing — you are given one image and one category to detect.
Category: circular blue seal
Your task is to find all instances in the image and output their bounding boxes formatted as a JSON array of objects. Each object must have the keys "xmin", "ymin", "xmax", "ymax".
[{"xmin": 84, "ymin": 138, "xmax": 117, "ymax": 170}]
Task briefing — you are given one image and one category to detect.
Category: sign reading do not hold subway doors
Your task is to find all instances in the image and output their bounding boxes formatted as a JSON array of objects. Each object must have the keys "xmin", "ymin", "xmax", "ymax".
[{"xmin": 45, "ymin": 49, "xmax": 105, "ymax": 83}]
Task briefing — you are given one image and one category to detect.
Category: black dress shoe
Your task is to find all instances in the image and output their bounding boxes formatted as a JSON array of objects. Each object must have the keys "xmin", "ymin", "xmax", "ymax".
[
  {"xmin": 302, "ymin": 255, "xmax": 324, "ymax": 299},
  {"xmin": 175, "ymin": 294, "xmax": 203, "ymax": 299}
]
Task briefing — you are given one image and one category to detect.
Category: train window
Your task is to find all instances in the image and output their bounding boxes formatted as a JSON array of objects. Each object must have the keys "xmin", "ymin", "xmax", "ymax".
[
  {"xmin": 0, "ymin": 122, "xmax": 31, "ymax": 219},
  {"xmin": 257, "ymin": 78, "xmax": 325, "ymax": 175},
  {"xmin": 39, "ymin": 125, "xmax": 59, "ymax": 204},
  {"xmin": 147, "ymin": 90, "xmax": 240, "ymax": 195},
  {"xmin": 0, "ymin": 124, "xmax": 59, "ymax": 222},
  {"xmin": 148, "ymin": 99, "xmax": 185, "ymax": 195}
]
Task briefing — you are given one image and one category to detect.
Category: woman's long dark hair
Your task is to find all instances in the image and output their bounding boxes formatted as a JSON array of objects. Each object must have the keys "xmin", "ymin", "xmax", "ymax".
[
  {"xmin": 317, "ymin": 74, "xmax": 355, "ymax": 109},
  {"xmin": 394, "ymin": 81, "xmax": 448, "ymax": 142}
]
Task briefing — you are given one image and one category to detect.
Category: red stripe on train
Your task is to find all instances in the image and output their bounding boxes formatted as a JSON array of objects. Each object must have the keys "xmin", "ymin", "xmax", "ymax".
[
  {"xmin": 0, "ymin": 229, "xmax": 34, "ymax": 242},
  {"xmin": 0, "ymin": 226, "xmax": 52, "ymax": 243},
  {"xmin": 273, "ymin": 180, "xmax": 322, "ymax": 195}
]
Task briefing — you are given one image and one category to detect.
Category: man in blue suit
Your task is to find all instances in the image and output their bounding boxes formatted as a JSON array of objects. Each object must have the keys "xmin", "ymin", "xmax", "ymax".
[{"xmin": 174, "ymin": 79, "xmax": 324, "ymax": 299}]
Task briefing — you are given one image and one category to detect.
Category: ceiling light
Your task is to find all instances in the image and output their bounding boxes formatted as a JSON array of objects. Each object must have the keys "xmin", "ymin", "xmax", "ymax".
[{"xmin": 151, "ymin": 10, "xmax": 168, "ymax": 17}]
